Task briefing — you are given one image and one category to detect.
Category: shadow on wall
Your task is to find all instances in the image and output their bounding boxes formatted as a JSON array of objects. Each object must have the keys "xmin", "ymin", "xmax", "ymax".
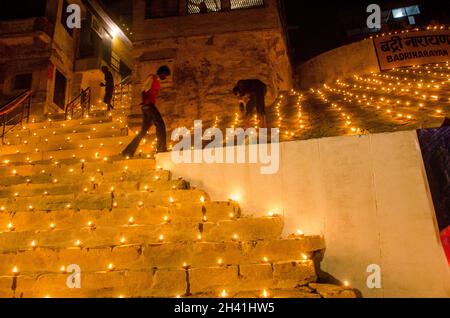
[
  {"xmin": 417, "ymin": 119, "xmax": 450, "ymax": 265},
  {"xmin": 312, "ymin": 250, "xmax": 364, "ymax": 298}
]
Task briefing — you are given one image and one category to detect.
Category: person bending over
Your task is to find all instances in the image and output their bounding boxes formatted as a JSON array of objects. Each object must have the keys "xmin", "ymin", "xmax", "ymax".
[{"xmin": 233, "ymin": 79, "xmax": 267, "ymax": 128}]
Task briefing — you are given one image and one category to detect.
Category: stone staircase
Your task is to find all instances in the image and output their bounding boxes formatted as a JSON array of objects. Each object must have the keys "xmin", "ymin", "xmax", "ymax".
[{"xmin": 0, "ymin": 109, "xmax": 355, "ymax": 298}]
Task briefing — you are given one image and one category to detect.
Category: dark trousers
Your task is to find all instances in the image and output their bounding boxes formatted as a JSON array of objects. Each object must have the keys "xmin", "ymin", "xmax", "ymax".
[
  {"xmin": 245, "ymin": 86, "xmax": 267, "ymax": 128},
  {"xmin": 122, "ymin": 104, "xmax": 167, "ymax": 156},
  {"xmin": 104, "ymin": 88, "xmax": 114, "ymax": 111},
  {"xmin": 245, "ymin": 87, "xmax": 266, "ymax": 117}
]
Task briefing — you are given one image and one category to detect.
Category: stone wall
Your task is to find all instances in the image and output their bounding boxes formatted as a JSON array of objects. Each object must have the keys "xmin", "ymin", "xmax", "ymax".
[
  {"xmin": 129, "ymin": 0, "xmax": 292, "ymax": 129},
  {"xmin": 0, "ymin": 0, "xmax": 80, "ymax": 116},
  {"xmin": 297, "ymin": 39, "xmax": 380, "ymax": 89},
  {"xmin": 131, "ymin": 30, "xmax": 291, "ymax": 129}
]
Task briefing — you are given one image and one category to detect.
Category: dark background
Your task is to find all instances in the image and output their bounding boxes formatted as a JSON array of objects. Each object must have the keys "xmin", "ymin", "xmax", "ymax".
[
  {"xmin": 96, "ymin": 0, "xmax": 449, "ymax": 64},
  {"xmin": 1, "ymin": 0, "xmax": 449, "ymax": 64},
  {"xmin": 283, "ymin": 0, "xmax": 449, "ymax": 63},
  {"xmin": 418, "ymin": 127, "xmax": 450, "ymax": 232}
]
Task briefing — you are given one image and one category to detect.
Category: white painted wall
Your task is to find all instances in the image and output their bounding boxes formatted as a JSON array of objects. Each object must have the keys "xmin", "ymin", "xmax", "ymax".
[{"xmin": 156, "ymin": 130, "xmax": 450, "ymax": 298}]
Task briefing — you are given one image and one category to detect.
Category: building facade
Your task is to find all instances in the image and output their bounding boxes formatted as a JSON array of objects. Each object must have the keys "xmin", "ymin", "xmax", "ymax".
[
  {"xmin": 131, "ymin": 0, "xmax": 292, "ymax": 128},
  {"xmin": 0, "ymin": 0, "xmax": 132, "ymax": 118}
]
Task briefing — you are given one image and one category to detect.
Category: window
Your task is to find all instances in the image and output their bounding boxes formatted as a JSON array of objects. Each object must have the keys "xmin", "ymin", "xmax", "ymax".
[
  {"xmin": 392, "ymin": 5, "xmax": 420, "ymax": 24},
  {"xmin": 405, "ymin": 5, "xmax": 420, "ymax": 16},
  {"xmin": 145, "ymin": 0, "xmax": 179, "ymax": 19},
  {"xmin": 230, "ymin": 0, "xmax": 264, "ymax": 10},
  {"xmin": 187, "ymin": 0, "xmax": 222, "ymax": 14},
  {"xmin": 102, "ymin": 35, "xmax": 112, "ymax": 65},
  {"xmin": 13, "ymin": 74, "xmax": 32, "ymax": 90},
  {"xmin": 111, "ymin": 51, "xmax": 120, "ymax": 73},
  {"xmin": 392, "ymin": 8, "xmax": 406, "ymax": 19},
  {"xmin": 61, "ymin": 0, "xmax": 74, "ymax": 36}
]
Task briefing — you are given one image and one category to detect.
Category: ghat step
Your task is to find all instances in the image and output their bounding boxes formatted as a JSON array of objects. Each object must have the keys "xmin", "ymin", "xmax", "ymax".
[
  {"xmin": 2, "ymin": 129, "xmax": 129, "ymax": 150},
  {"xmin": 0, "ymin": 157, "xmax": 156, "ymax": 175},
  {"xmin": 0, "ymin": 111, "xmax": 356, "ymax": 298},
  {"xmin": 0, "ymin": 260, "xmax": 316, "ymax": 298},
  {"xmin": 0, "ymin": 237, "xmax": 324, "ymax": 274},
  {"xmin": 0, "ymin": 144, "xmax": 155, "ymax": 164},
  {"xmin": 0, "ymin": 189, "xmax": 210, "ymax": 211},
  {"xmin": 0, "ymin": 217, "xmax": 284, "ymax": 250},
  {"xmin": 0, "ymin": 168, "xmax": 172, "ymax": 188},
  {"xmin": 0, "ymin": 178, "xmax": 186, "ymax": 198},
  {"xmin": 0, "ymin": 202, "xmax": 240, "ymax": 231}
]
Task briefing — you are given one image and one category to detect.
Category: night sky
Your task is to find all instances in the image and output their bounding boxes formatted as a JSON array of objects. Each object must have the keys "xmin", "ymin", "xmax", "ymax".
[
  {"xmin": 99, "ymin": 0, "xmax": 450, "ymax": 63},
  {"xmin": 284, "ymin": 0, "xmax": 449, "ymax": 62}
]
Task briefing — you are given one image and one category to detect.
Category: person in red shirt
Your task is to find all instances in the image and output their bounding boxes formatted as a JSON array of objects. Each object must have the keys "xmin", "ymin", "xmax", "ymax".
[{"xmin": 122, "ymin": 66, "xmax": 171, "ymax": 156}]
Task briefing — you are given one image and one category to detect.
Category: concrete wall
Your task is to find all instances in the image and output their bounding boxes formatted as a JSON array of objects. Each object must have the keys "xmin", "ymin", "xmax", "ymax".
[
  {"xmin": 156, "ymin": 130, "xmax": 450, "ymax": 298},
  {"xmin": 298, "ymin": 39, "xmax": 380, "ymax": 89}
]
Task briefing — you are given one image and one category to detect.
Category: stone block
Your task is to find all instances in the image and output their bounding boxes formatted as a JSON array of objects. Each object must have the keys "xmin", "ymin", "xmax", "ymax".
[
  {"xmin": 308, "ymin": 283, "xmax": 357, "ymax": 298},
  {"xmin": 238, "ymin": 263, "xmax": 273, "ymax": 290},
  {"xmin": 150, "ymin": 269, "xmax": 187, "ymax": 297},
  {"xmin": 273, "ymin": 260, "xmax": 316, "ymax": 288},
  {"xmin": 202, "ymin": 217, "xmax": 283, "ymax": 242},
  {"xmin": 189, "ymin": 266, "xmax": 239, "ymax": 294}
]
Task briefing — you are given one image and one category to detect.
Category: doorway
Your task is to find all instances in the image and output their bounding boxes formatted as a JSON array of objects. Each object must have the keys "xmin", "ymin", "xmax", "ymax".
[{"xmin": 53, "ymin": 69, "xmax": 67, "ymax": 110}]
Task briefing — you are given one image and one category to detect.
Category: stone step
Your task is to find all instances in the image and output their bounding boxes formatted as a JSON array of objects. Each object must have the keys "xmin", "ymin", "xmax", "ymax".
[
  {"xmin": 0, "ymin": 135, "xmax": 135, "ymax": 156},
  {"xmin": 0, "ymin": 200, "xmax": 240, "ymax": 233},
  {"xmin": 0, "ymin": 189, "xmax": 207, "ymax": 211},
  {"xmin": 186, "ymin": 284, "xmax": 356, "ymax": 298},
  {"xmin": 0, "ymin": 144, "xmax": 155, "ymax": 164},
  {"xmin": 0, "ymin": 167, "xmax": 170, "ymax": 187},
  {"xmin": 47, "ymin": 110, "xmax": 111, "ymax": 121},
  {"xmin": 0, "ymin": 201, "xmax": 239, "ymax": 232},
  {"xmin": 0, "ymin": 237, "xmax": 324, "ymax": 275},
  {"xmin": 0, "ymin": 216, "xmax": 283, "ymax": 250},
  {"xmin": 5, "ymin": 116, "xmax": 115, "ymax": 136},
  {"xmin": 3, "ymin": 127, "xmax": 128, "ymax": 147},
  {"xmin": 4, "ymin": 120, "xmax": 122, "ymax": 141},
  {"xmin": 0, "ymin": 260, "xmax": 316, "ymax": 298},
  {"xmin": 0, "ymin": 157, "xmax": 157, "ymax": 177},
  {"xmin": 0, "ymin": 178, "xmax": 187, "ymax": 198}
]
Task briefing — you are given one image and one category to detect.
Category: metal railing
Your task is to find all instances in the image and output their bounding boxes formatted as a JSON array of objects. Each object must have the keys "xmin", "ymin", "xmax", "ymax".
[
  {"xmin": 112, "ymin": 76, "xmax": 132, "ymax": 108},
  {"xmin": 64, "ymin": 87, "xmax": 91, "ymax": 120},
  {"xmin": 0, "ymin": 90, "xmax": 32, "ymax": 145}
]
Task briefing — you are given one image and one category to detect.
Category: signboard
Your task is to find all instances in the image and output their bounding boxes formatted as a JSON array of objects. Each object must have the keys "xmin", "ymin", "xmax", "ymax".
[{"xmin": 373, "ymin": 30, "xmax": 450, "ymax": 70}]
